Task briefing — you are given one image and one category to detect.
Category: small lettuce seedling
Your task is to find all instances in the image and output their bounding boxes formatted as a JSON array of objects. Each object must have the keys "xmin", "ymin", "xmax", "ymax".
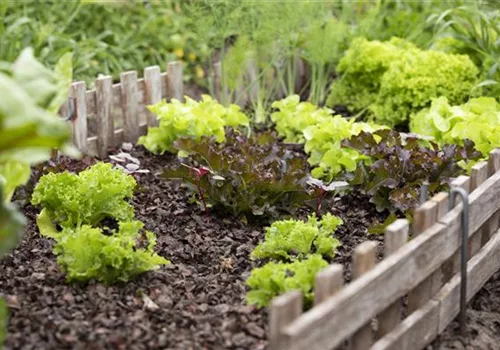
[
  {"xmin": 246, "ymin": 254, "xmax": 328, "ymax": 308},
  {"xmin": 251, "ymin": 214, "xmax": 342, "ymax": 261}
]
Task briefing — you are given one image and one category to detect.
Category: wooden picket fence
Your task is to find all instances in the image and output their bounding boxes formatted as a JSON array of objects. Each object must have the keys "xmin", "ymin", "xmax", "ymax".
[
  {"xmin": 60, "ymin": 61, "xmax": 184, "ymax": 159},
  {"xmin": 269, "ymin": 150, "xmax": 500, "ymax": 350}
]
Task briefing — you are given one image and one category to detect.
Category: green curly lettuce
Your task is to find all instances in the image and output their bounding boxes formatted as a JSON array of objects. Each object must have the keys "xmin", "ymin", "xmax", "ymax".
[
  {"xmin": 271, "ymin": 95, "xmax": 333, "ymax": 143},
  {"xmin": 47, "ymin": 221, "xmax": 169, "ymax": 285},
  {"xmin": 304, "ymin": 116, "xmax": 386, "ymax": 180},
  {"xmin": 410, "ymin": 96, "xmax": 500, "ymax": 157},
  {"xmin": 246, "ymin": 254, "xmax": 328, "ymax": 308},
  {"xmin": 251, "ymin": 213, "xmax": 342, "ymax": 260},
  {"xmin": 32, "ymin": 162, "xmax": 136, "ymax": 228},
  {"xmin": 326, "ymin": 37, "xmax": 479, "ymax": 127},
  {"xmin": 138, "ymin": 95, "xmax": 249, "ymax": 155},
  {"xmin": 326, "ymin": 37, "xmax": 414, "ymax": 112}
]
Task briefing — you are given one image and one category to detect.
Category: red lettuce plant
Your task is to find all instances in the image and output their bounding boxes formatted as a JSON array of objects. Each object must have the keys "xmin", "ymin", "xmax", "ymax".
[
  {"xmin": 342, "ymin": 129, "xmax": 482, "ymax": 213},
  {"xmin": 164, "ymin": 131, "xmax": 320, "ymax": 217}
]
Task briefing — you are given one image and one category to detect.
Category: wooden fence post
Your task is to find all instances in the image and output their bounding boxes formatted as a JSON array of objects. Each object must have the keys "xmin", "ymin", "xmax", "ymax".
[
  {"xmin": 351, "ymin": 241, "xmax": 378, "ymax": 350},
  {"xmin": 314, "ymin": 264, "xmax": 343, "ymax": 306},
  {"xmin": 485, "ymin": 149, "xmax": 500, "ymax": 242},
  {"xmin": 167, "ymin": 61, "xmax": 183, "ymax": 101},
  {"xmin": 408, "ymin": 201, "xmax": 438, "ymax": 313},
  {"xmin": 441, "ymin": 176, "xmax": 470, "ymax": 284},
  {"xmin": 376, "ymin": 219, "xmax": 409, "ymax": 339},
  {"xmin": 70, "ymin": 81, "xmax": 88, "ymax": 154},
  {"xmin": 144, "ymin": 66, "xmax": 162, "ymax": 127},
  {"xmin": 120, "ymin": 71, "xmax": 139, "ymax": 143},
  {"xmin": 270, "ymin": 291, "xmax": 303, "ymax": 350},
  {"xmin": 470, "ymin": 162, "xmax": 489, "ymax": 257},
  {"xmin": 95, "ymin": 76, "xmax": 113, "ymax": 159}
]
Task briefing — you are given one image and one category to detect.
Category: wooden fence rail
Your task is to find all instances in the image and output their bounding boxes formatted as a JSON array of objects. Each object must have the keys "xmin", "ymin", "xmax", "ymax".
[
  {"xmin": 269, "ymin": 149, "xmax": 500, "ymax": 350},
  {"xmin": 61, "ymin": 61, "xmax": 184, "ymax": 158}
]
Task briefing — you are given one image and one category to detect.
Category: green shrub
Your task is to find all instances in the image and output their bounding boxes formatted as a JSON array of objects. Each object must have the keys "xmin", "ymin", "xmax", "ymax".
[
  {"xmin": 138, "ymin": 95, "xmax": 249, "ymax": 156},
  {"xmin": 47, "ymin": 221, "xmax": 169, "ymax": 285},
  {"xmin": 251, "ymin": 213, "xmax": 342, "ymax": 261},
  {"xmin": 32, "ymin": 162, "xmax": 136, "ymax": 228},
  {"xmin": 410, "ymin": 97, "xmax": 500, "ymax": 157},
  {"xmin": 246, "ymin": 254, "xmax": 328, "ymax": 308},
  {"xmin": 326, "ymin": 37, "xmax": 479, "ymax": 127}
]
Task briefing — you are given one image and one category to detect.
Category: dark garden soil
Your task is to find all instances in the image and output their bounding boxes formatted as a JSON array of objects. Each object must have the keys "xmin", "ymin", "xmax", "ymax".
[
  {"xmin": 1, "ymin": 144, "xmax": 388, "ymax": 350},
  {"xmin": 430, "ymin": 270, "xmax": 500, "ymax": 350}
]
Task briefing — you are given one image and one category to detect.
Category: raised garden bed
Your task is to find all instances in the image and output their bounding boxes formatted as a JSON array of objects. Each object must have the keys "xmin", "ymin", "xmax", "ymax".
[{"xmin": 0, "ymin": 144, "xmax": 387, "ymax": 350}]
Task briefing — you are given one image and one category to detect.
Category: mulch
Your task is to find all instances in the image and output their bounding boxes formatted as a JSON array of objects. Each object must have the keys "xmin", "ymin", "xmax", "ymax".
[{"xmin": 0, "ymin": 144, "xmax": 387, "ymax": 350}]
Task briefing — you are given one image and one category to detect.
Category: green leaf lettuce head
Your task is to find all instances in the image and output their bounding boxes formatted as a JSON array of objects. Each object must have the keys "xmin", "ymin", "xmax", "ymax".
[
  {"xmin": 326, "ymin": 37, "xmax": 479, "ymax": 128},
  {"xmin": 303, "ymin": 116, "xmax": 386, "ymax": 181},
  {"xmin": 138, "ymin": 95, "xmax": 249, "ymax": 155},
  {"xmin": 47, "ymin": 221, "xmax": 169, "ymax": 285},
  {"xmin": 410, "ymin": 97, "xmax": 500, "ymax": 157},
  {"xmin": 32, "ymin": 162, "xmax": 136, "ymax": 228},
  {"xmin": 251, "ymin": 213, "xmax": 342, "ymax": 260},
  {"xmin": 271, "ymin": 95, "xmax": 333, "ymax": 143},
  {"xmin": 246, "ymin": 254, "xmax": 328, "ymax": 308}
]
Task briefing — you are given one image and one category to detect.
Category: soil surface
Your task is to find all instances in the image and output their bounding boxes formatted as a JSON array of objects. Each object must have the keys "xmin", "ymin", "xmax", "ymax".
[
  {"xmin": 430, "ymin": 270, "xmax": 500, "ymax": 350},
  {"xmin": 1, "ymin": 144, "xmax": 386, "ymax": 350}
]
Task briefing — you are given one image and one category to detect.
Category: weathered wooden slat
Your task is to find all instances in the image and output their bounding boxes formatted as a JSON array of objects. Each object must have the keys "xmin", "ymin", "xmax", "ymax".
[
  {"xmin": 160, "ymin": 72, "xmax": 168, "ymax": 99},
  {"xmin": 282, "ymin": 171, "xmax": 500, "ymax": 350},
  {"xmin": 429, "ymin": 192, "xmax": 449, "ymax": 296},
  {"xmin": 270, "ymin": 291, "xmax": 302, "ymax": 350},
  {"xmin": 470, "ymin": 162, "xmax": 490, "ymax": 257},
  {"xmin": 86, "ymin": 136, "xmax": 98, "ymax": 157},
  {"xmin": 442, "ymin": 176, "xmax": 471, "ymax": 284},
  {"xmin": 408, "ymin": 201, "xmax": 438, "ymax": 313},
  {"xmin": 70, "ymin": 81, "xmax": 88, "ymax": 154},
  {"xmin": 370, "ymin": 300, "xmax": 439, "ymax": 350},
  {"xmin": 314, "ymin": 264, "xmax": 343, "ymax": 306},
  {"xmin": 95, "ymin": 76, "xmax": 113, "ymax": 159},
  {"xmin": 111, "ymin": 83, "xmax": 124, "ymax": 133},
  {"xmin": 436, "ymin": 228, "xmax": 500, "ymax": 333},
  {"xmin": 376, "ymin": 220, "xmax": 409, "ymax": 339},
  {"xmin": 167, "ymin": 61, "xmax": 183, "ymax": 101},
  {"xmin": 351, "ymin": 242, "xmax": 378, "ymax": 350},
  {"xmin": 120, "ymin": 71, "xmax": 139, "ymax": 143},
  {"xmin": 144, "ymin": 66, "xmax": 162, "ymax": 127},
  {"xmin": 485, "ymin": 149, "xmax": 500, "ymax": 242},
  {"xmin": 85, "ymin": 89, "xmax": 96, "ymax": 119}
]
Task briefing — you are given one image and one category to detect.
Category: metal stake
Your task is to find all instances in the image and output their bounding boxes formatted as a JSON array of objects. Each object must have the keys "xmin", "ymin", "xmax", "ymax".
[
  {"xmin": 420, "ymin": 181, "xmax": 429, "ymax": 204},
  {"xmin": 449, "ymin": 187, "xmax": 469, "ymax": 334}
]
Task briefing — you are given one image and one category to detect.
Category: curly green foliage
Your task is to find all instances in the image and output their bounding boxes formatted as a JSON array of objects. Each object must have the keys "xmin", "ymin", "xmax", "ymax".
[
  {"xmin": 410, "ymin": 97, "xmax": 500, "ymax": 158},
  {"xmin": 251, "ymin": 214, "xmax": 342, "ymax": 261},
  {"xmin": 138, "ymin": 95, "xmax": 249, "ymax": 155},
  {"xmin": 271, "ymin": 95, "xmax": 333, "ymax": 143},
  {"xmin": 165, "ymin": 131, "xmax": 312, "ymax": 217},
  {"xmin": 370, "ymin": 49, "xmax": 479, "ymax": 127},
  {"xmin": 32, "ymin": 162, "xmax": 136, "ymax": 228},
  {"xmin": 46, "ymin": 221, "xmax": 169, "ymax": 285},
  {"xmin": 343, "ymin": 129, "xmax": 482, "ymax": 213},
  {"xmin": 304, "ymin": 116, "xmax": 386, "ymax": 181},
  {"xmin": 326, "ymin": 37, "xmax": 479, "ymax": 127},
  {"xmin": 326, "ymin": 37, "xmax": 413, "ymax": 112},
  {"xmin": 246, "ymin": 254, "xmax": 328, "ymax": 308}
]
